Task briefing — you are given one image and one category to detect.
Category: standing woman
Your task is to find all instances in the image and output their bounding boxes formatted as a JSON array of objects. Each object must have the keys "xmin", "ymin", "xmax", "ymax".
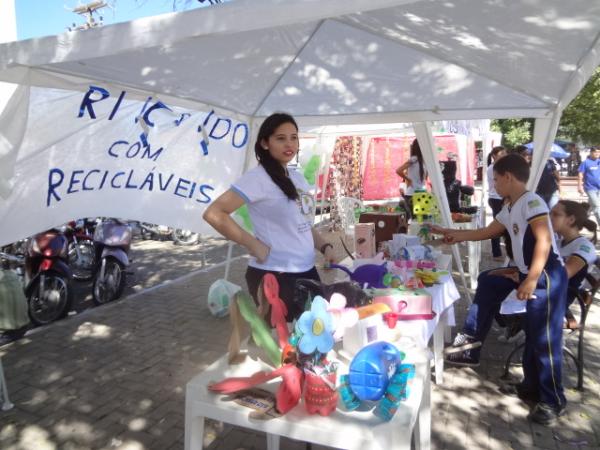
[
  {"xmin": 396, "ymin": 139, "xmax": 426, "ymax": 219},
  {"xmin": 203, "ymin": 113, "xmax": 336, "ymax": 320},
  {"xmin": 487, "ymin": 146, "xmax": 507, "ymax": 259}
]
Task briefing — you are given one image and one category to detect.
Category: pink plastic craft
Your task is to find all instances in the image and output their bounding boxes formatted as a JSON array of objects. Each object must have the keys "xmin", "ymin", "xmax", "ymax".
[
  {"xmin": 373, "ymin": 290, "xmax": 435, "ymax": 320},
  {"xmin": 327, "ymin": 293, "xmax": 359, "ymax": 340},
  {"xmin": 393, "ymin": 260, "xmax": 436, "ymax": 270},
  {"xmin": 303, "ymin": 370, "xmax": 338, "ymax": 416},
  {"xmin": 262, "ymin": 274, "xmax": 290, "ymax": 348},
  {"xmin": 209, "ymin": 364, "xmax": 303, "ymax": 414}
]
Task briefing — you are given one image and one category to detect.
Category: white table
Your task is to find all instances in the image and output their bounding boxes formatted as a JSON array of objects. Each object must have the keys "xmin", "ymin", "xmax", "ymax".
[{"xmin": 185, "ymin": 347, "xmax": 431, "ymax": 450}]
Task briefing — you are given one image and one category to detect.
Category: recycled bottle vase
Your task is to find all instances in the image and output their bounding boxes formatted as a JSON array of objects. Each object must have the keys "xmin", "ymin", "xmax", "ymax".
[{"xmin": 303, "ymin": 370, "xmax": 338, "ymax": 416}]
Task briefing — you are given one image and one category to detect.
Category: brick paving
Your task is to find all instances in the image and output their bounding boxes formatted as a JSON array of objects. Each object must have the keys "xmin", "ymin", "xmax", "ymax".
[{"xmin": 1, "ymin": 221, "xmax": 599, "ymax": 449}]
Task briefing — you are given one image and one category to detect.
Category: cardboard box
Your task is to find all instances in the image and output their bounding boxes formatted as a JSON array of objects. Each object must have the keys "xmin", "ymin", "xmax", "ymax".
[{"xmin": 359, "ymin": 212, "xmax": 407, "ymax": 245}]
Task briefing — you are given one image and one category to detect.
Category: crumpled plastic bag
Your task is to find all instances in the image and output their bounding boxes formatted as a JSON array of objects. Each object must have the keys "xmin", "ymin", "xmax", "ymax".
[
  {"xmin": 207, "ymin": 279, "xmax": 241, "ymax": 318},
  {"xmin": 0, "ymin": 270, "xmax": 29, "ymax": 330}
]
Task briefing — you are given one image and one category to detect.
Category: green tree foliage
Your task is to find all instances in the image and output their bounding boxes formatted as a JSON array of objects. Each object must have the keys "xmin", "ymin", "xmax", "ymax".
[
  {"xmin": 490, "ymin": 118, "xmax": 534, "ymax": 149},
  {"xmin": 491, "ymin": 67, "xmax": 600, "ymax": 148},
  {"xmin": 557, "ymin": 67, "xmax": 600, "ymax": 146}
]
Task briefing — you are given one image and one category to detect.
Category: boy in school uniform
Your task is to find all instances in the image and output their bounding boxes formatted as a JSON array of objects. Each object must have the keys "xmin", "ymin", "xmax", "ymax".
[{"xmin": 432, "ymin": 153, "xmax": 568, "ymax": 426}]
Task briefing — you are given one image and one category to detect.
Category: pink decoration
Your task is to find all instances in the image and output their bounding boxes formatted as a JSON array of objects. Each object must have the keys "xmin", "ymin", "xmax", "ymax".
[
  {"xmin": 303, "ymin": 370, "xmax": 338, "ymax": 416},
  {"xmin": 327, "ymin": 293, "xmax": 359, "ymax": 340},
  {"xmin": 262, "ymin": 273, "xmax": 289, "ymax": 348}
]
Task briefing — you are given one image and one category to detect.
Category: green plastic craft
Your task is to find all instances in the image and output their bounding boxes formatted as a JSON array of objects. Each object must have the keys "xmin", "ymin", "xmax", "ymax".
[
  {"xmin": 233, "ymin": 205, "xmax": 254, "ymax": 233},
  {"xmin": 236, "ymin": 291, "xmax": 282, "ymax": 367},
  {"xmin": 302, "ymin": 155, "xmax": 321, "ymax": 185}
]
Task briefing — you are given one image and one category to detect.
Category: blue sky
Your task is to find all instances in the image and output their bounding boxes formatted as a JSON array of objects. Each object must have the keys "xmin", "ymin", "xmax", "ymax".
[{"xmin": 15, "ymin": 1, "xmax": 207, "ymax": 41}]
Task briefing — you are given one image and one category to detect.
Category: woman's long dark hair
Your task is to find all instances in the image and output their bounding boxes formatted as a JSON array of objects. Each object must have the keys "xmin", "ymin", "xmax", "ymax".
[
  {"xmin": 558, "ymin": 200, "xmax": 597, "ymax": 243},
  {"xmin": 410, "ymin": 139, "xmax": 425, "ymax": 182},
  {"xmin": 487, "ymin": 146, "xmax": 506, "ymax": 166},
  {"xmin": 255, "ymin": 113, "xmax": 299, "ymax": 201}
]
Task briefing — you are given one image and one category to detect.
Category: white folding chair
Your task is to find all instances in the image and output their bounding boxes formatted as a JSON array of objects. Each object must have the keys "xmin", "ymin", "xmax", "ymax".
[{"xmin": 337, "ymin": 196, "xmax": 363, "ymax": 237}]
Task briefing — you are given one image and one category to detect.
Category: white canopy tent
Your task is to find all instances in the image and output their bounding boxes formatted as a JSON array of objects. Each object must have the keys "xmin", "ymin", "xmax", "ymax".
[{"xmin": 1, "ymin": 0, "xmax": 600, "ymax": 290}]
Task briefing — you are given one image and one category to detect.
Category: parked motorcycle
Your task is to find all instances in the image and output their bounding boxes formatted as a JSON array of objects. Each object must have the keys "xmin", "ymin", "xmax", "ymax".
[
  {"xmin": 171, "ymin": 228, "xmax": 200, "ymax": 246},
  {"xmin": 140, "ymin": 222, "xmax": 199, "ymax": 246},
  {"xmin": 139, "ymin": 222, "xmax": 172, "ymax": 241},
  {"xmin": 92, "ymin": 219, "xmax": 132, "ymax": 305},
  {"xmin": 23, "ymin": 231, "xmax": 73, "ymax": 326},
  {"xmin": 62, "ymin": 219, "xmax": 96, "ymax": 281}
]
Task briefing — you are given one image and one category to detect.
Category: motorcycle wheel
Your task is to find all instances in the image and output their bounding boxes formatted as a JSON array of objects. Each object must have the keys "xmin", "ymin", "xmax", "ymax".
[
  {"xmin": 68, "ymin": 241, "xmax": 95, "ymax": 281},
  {"xmin": 92, "ymin": 257, "xmax": 126, "ymax": 305},
  {"xmin": 172, "ymin": 229, "xmax": 199, "ymax": 246},
  {"xmin": 27, "ymin": 271, "xmax": 72, "ymax": 326}
]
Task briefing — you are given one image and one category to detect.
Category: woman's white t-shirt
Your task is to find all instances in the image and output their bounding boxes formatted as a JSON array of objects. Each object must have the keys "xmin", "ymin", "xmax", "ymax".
[
  {"xmin": 406, "ymin": 156, "xmax": 425, "ymax": 195},
  {"xmin": 231, "ymin": 165, "xmax": 316, "ymax": 272},
  {"xmin": 487, "ymin": 164, "xmax": 502, "ymax": 200}
]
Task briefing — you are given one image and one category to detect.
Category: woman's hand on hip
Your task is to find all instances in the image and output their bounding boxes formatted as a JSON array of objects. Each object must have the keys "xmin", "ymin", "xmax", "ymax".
[{"xmin": 249, "ymin": 238, "xmax": 270, "ymax": 264}]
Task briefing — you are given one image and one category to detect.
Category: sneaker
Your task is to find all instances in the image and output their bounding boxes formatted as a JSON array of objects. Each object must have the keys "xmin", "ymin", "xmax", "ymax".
[
  {"xmin": 444, "ymin": 333, "xmax": 482, "ymax": 354},
  {"xmin": 528, "ymin": 402, "xmax": 565, "ymax": 426},
  {"xmin": 500, "ymin": 383, "xmax": 540, "ymax": 404},
  {"xmin": 445, "ymin": 350, "xmax": 480, "ymax": 367}
]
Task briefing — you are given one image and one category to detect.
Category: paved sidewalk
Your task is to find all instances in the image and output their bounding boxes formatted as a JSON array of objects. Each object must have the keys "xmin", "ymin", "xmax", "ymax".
[{"xmin": 1, "ymin": 238, "xmax": 599, "ymax": 449}]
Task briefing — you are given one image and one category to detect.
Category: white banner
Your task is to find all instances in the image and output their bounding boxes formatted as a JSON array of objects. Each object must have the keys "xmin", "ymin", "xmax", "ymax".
[{"xmin": 0, "ymin": 85, "xmax": 250, "ymax": 246}]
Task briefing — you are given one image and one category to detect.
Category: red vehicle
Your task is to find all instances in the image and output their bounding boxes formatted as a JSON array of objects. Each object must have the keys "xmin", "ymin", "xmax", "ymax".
[{"xmin": 25, "ymin": 230, "xmax": 73, "ymax": 325}]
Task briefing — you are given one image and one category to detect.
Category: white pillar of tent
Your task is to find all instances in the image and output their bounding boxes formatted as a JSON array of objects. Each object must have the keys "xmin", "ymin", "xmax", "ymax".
[
  {"xmin": 314, "ymin": 132, "xmax": 336, "ymax": 223},
  {"xmin": 413, "ymin": 122, "xmax": 472, "ymax": 302},
  {"xmin": 481, "ymin": 130, "xmax": 493, "ymax": 225},
  {"xmin": 223, "ymin": 116, "xmax": 259, "ymax": 282},
  {"xmin": 527, "ymin": 112, "xmax": 562, "ymax": 191}
]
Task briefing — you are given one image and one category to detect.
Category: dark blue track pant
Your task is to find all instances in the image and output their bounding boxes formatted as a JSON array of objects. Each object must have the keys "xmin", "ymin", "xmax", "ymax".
[{"xmin": 463, "ymin": 262, "xmax": 567, "ymax": 408}]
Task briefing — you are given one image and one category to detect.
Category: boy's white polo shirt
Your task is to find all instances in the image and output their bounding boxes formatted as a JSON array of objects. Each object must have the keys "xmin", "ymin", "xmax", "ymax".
[
  {"xmin": 496, "ymin": 191, "xmax": 562, "ymax": 274},
  {"xmin": 231, "ymin": 165, "xmax": 316, "ymax": 272}
]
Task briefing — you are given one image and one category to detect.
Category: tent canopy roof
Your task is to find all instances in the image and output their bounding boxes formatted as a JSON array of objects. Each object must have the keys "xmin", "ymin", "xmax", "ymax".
[{"xmin": 1, "ymin": 0, "xmax": 599, "ymax": 124}]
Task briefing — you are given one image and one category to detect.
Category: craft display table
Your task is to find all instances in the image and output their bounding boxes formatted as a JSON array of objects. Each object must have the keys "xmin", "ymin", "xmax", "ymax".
[{"xmin": 185, "ymin": 347, "xmax": 431, "ymax": 450}]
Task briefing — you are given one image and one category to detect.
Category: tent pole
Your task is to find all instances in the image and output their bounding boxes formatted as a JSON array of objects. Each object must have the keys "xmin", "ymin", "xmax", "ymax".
[
  {"xmin": 413, "ymin": 122, "xmax": 472, "ymax": 303},
  {"xmin": 222, "ymin": 116, "xmax": 258, "ymax": 278},
  {"xmin": 481, "ymin": 129, "xmax": 493, "ymax": 225}
]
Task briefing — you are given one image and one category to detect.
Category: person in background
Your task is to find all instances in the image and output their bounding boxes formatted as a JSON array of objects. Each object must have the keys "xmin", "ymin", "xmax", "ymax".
[
  {"xmin": 536, "ymin": 157, "xmax": 561, "ymax": 208},
  {"xmin": 433, "ymin": 153, "xmax": 568, "ymax": 426},
  {"xmin": 567, "ymin": 143, "xmax": 581, "ymax": 176},
  {"xmin": 487, "ymin": 146, "xmax": 507, "ymax": 259},
  {"xmin": 578, "ymin": 146, "xmax": 600, "ymax": 225},
  {"xmin": 396, "ymin": 138, "xmax": 426, "ymax": 220},
  {"xmin": 515, "ymin": 145, "xmax": 561, "ymax": 209},
  {"xmin": 203, "ymin": 113, "xmax": 336, "ymax": 321}
]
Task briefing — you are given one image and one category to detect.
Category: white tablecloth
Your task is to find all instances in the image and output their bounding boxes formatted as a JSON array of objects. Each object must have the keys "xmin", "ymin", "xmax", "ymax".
[{"xmin": 398, "ymin": 274, "xmax": 460, "ymax": 348}]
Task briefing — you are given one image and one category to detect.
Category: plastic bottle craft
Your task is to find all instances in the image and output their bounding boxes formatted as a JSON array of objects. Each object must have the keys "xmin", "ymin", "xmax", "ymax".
[
  {"xmin": 338, "ymin": 341, "xmax": 415, "ymax": 421},
  {"xmin": 412, "ymin": 190, "xmax": 440, "ymax": 223}
]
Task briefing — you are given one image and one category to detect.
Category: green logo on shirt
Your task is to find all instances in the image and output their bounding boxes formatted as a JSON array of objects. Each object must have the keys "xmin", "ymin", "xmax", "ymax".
[
  {"xmin": 580, "ymin": 245, "xmax": 591, "ymax": 253},
  {"xmin": 297, "ymin": 190, "xmax": 315, "ymax": 217},
  {"xmin": 527, "ymin": 199, "xmax": 541, "ymax": 208}
]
